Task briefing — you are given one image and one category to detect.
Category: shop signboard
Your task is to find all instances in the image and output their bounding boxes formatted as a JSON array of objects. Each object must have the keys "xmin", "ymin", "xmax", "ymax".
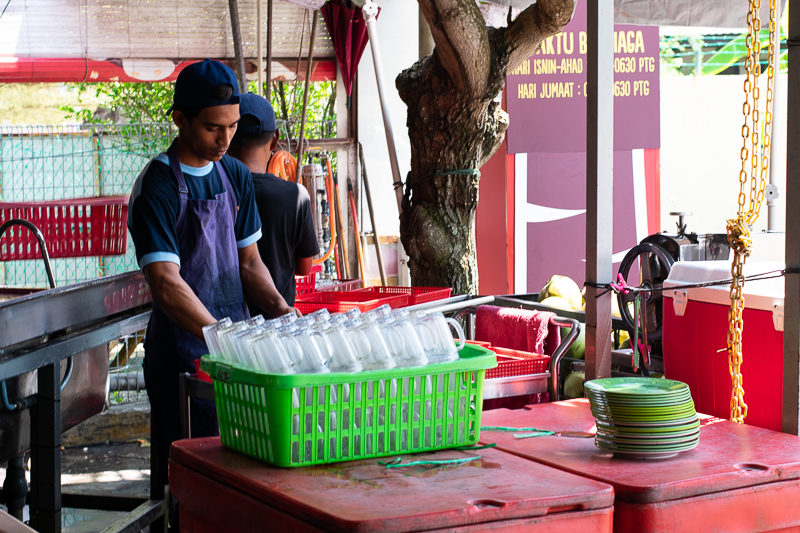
[{"xmin": 506, "ymin": 2, "xmax": 661, "ymax": 292}]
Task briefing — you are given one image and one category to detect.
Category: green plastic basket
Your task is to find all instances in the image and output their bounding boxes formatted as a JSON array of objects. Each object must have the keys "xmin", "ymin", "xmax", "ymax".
[{"xmin": 201, "ymin": 344, "xmax": 497, "ymax": 467}]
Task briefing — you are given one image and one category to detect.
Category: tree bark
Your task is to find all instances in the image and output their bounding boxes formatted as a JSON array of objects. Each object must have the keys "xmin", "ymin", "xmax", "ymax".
[{"xmin": 397, "ymin": 0, "xmax": 574, "ymax": 294}]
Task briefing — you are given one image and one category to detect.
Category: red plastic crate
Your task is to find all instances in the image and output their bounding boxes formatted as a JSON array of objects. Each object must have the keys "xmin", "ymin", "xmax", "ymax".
[
  {"xmin": 295, "ymin": 290, "xmax": 409, "ymax": 314},
  {"xmin": 294, "ymin": 265, "xmax": 322, "ymax": 297},
  {"xmin": 353, "ymin": 286, "xmax": 453, "ymax": 305},
  {"xmin": 0, "ymin": 196, "xmax": 128, "ymax": 259},
  {"xmin": 485, "ymin": 346, "xmax": 550, "ymax": 379}
]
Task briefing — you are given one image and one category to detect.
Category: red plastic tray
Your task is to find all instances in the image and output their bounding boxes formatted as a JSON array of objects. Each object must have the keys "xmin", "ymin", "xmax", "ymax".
[
  {"xmin": 294, "ymin": 265, "xmax": 322, "ymax": 297},
  {"xmin": 0, "ymin": 196, "xmax": 128, "ymax": 259},
  {"xmin": 485, "ymin": 346, "xmax": 550, "ymax": 379},
  {"xmin": 353, "ymin": 286, "xmax": 453, "ymax": 305},
  {"xmin": 193, "ymin": 359, "xmax": 212, "ymax": 383},
  {"xmin": 295, "ymin": 290, "xmax": 409, "ymax": 313}
]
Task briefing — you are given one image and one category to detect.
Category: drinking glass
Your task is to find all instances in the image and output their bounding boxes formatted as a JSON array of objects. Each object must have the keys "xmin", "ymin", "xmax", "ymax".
[
  {"xmin": 202, "ymin": 317, "xmax": 232, "ymax": 357},
  {"xmin": 412, "ymin": 311, "xmax": 465, "ymax": 363}
]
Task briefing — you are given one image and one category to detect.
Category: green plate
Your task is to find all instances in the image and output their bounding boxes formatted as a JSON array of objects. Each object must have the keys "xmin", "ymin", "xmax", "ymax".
[
  {"xmin": 587, "ymin": 391, "xmax": 693, "ymax": 407},
  {"xmin": 592, "ymin": 414, "xmax": 700, "ymax": 428},
  {"xmin": 595, "ymin": 419, "xmax": 701, "ymax": 435},
  {"xmin": 595, "ymin": 437, "xmax": 699, "ymax": 453},
  {"xmin": 590, "ymin": 409, "xmax": 697, "ymax": 423},
  {"xmin": 595, "ymin": 431, "xmax": 700, "ymax": 446},
  {"xmin": 585, "ymin": 377, "xmax": 690, "ymax": 396},
  {"xmin": 611, "ymin": 448, "xmax": 695, "ymax": 460},
  {"xmin": 589, "ymin": 400, "xmax": 696, "ymax": 415}
]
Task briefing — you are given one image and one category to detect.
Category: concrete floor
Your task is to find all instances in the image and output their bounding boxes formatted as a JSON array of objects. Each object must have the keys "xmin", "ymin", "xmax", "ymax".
[{"xmin": 1, "ymin": 410, "xmax": 154, "ymax": 532}]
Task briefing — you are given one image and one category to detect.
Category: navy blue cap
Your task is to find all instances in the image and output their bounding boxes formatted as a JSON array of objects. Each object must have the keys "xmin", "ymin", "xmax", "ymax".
[
  {"xmin": 237, "ymin": 93, "xmax": 277, "ymax": 135},
  {"xmin": 168, "ymin": 59, "xmax": 240, "ymax": 113}
]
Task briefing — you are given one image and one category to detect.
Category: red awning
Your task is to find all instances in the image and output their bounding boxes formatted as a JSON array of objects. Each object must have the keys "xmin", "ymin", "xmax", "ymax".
[{"xmin": 0, "ymin": 57, "xmax": 337, "ymax": 83}]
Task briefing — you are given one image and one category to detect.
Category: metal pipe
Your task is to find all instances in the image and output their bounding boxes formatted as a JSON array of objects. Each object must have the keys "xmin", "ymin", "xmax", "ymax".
[
  {"xmin": 359, "ymin": 142, "xmax": 386, "ymax": 285},
  {"xmin": 0, "ymin": 219, "xmax": 55, "ymax": 289},
  {"xmin": 767, "ymin": 0, "xmax": 784, "ymax": 232},
  {"xmin": 257, "ymin": 0, "xmax": 264, "ymax": 96},
  {"xmin": 110, "ymin": 372, "xmax": 147, "ymax": 392},
  {"xmin": 1, "ymin": 382, "xmax": 17, "ymax": 411},
  {"xmin": 297, "ymin": 9, "xmax": 319, "ymax": 166},
  {"xmin": 447, "ymin": 298, "xmax": 577, "ymax": 402},
  {"xmin": 267, "ymin": 0, "xmax": 273, "ymax": 100},
  {"xmin": 362, "ymin": 0, "xmax": 404, "ymax": 214},
  {"xmin": 228, "ymin": 0, "xmax": 248, "ymax": 92},
  {"xmin": 547, "ymin": 317, "xmax": 580, "ymax": 402}
]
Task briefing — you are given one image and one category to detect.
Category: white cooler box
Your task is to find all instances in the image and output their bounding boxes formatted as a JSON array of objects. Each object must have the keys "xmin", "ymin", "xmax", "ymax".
[{"xmin": 662, "ymin": 260, "xmax": 784, "ymax": 431}]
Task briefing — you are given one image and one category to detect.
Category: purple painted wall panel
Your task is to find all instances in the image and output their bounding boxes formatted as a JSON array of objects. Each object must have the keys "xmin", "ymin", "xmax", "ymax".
[
  {"xmin": 507, "ymin": 3, "xmax": 660, "ymax": 154},
  {"xmin": 524, "ymin": 151, "xmax": 637, "ymax": 291},
  {"xmin": 506, "ymin": 0, "xmax": 660, "ymax": 294}
]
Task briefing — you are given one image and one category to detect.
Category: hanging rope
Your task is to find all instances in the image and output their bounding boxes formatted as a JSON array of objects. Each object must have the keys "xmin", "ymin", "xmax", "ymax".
[{"xmin": 726, "ymin": 0, "xmax": 777, "ymax": 424}]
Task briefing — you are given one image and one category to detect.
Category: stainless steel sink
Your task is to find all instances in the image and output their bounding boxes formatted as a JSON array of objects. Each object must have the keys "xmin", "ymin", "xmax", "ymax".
[{"xmin": 0, "ymin": 286, "xmax": 110, "ymax": 461}]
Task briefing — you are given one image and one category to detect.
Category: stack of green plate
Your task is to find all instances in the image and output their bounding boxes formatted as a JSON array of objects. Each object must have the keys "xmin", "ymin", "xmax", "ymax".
[{"xmin": 584, "ymin": 377, "xmax": 700, "ymax": 459}]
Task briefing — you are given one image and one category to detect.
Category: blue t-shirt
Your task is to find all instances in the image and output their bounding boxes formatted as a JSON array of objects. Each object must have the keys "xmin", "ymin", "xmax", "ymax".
[{"xmin": 127, "ymin": 153, "xmax": 262, "ymax": 268}]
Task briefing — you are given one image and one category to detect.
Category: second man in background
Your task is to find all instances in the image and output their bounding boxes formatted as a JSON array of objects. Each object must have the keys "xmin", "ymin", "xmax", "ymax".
[{"xmin": 228, "ymin": 93, "xmax": 320, "ymax": 311}]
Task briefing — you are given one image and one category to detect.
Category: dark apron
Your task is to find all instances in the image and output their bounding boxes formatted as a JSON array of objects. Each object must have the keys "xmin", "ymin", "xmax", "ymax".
[{"xmin": 143, "ymin": 144, "xmax": 249, "ymax": 488}]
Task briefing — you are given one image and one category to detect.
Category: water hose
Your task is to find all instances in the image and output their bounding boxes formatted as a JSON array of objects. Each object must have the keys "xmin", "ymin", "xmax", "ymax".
[{"xmin": 268, "ymin": 150, "xmax": 298, "ymax": 181}]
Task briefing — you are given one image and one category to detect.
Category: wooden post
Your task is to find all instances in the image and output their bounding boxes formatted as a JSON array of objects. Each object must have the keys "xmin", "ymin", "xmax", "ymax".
[
  {"xmin": 783, "ymin": 0, "xmax": 800, "ymax": 435},
  {"xmin": 297, "ymin": 10, "xmax": 319, "ymax": 166},
  {"xmin": 228, "ymin": 0, "xmax": 248, "ymax": 92},
  {"xmin": 267, "ymin": 0, "xmax": 273, "ymax": 100},
  {"xmin": 584, "ymin": 0, "xmax": 614, "ymax": 380}
]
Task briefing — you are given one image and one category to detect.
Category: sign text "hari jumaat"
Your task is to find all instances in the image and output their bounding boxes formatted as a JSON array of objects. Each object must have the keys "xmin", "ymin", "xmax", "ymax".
[{"xmin": 512, "ymin": 29, "xmax": 655, "ymax": 100}]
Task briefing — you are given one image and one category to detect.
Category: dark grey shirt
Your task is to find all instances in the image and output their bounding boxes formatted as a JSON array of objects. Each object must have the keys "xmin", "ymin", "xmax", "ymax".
[{"xmin": 249, "ymin": 172, "xmax": 319, "ymax": 310}]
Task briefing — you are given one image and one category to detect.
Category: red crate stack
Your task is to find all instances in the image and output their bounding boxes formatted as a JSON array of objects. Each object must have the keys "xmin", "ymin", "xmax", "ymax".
[{"xmin": 0, "ymin": 196, "xmax": 129, "ymax": 259}]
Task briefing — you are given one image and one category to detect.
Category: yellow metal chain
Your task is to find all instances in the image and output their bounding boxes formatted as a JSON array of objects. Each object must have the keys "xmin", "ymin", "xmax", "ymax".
[{"xmin": 727, "ymin": 0, "xmax": 777, "ymax": 423}]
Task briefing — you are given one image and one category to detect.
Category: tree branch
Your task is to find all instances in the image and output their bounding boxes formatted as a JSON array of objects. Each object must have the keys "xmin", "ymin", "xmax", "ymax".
[
  {"xmin": 505, "ymin": 0, "xmax": 575, "ymax": 74},
  {"xmin": 417, "ymin": 0, "xmax": 491, "ymax": 94}
]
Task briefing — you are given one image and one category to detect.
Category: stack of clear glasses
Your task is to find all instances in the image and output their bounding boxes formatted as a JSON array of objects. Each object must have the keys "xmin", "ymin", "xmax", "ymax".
[{"xmin": 201, "ymin": 304, "xmax": 466, "ymax": 375}]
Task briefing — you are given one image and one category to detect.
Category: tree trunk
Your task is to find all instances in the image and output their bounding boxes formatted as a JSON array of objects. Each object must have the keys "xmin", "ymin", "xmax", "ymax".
[
  {"xmin": 397, "ymin": 33, "xmax": 509, "ymax": 294},
  {"xmin": 397, "ymin": 0, "xmax": 575, "ymax": 295}
]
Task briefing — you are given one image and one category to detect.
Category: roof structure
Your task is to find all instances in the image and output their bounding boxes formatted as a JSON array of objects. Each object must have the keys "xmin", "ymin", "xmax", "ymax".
[
  {"xmin": 0, "ymin": 0, "xmax": 336, "ymax": 82},
  {"xmin": 0, "ymin": 0, "xmax": 787, "ymax": 82}
]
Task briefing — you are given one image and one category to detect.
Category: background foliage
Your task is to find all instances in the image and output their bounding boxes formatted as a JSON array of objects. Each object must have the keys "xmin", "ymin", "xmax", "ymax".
[{"xmin": 60, "ymin": 79, "xmax": 338, "ymax": 142}]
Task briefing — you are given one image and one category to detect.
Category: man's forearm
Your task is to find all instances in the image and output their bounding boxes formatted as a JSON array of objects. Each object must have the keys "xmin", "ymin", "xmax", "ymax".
[
  {"xmin": 144, "ymin": 264, "xmax": 216, "ymax": 339},
  {"xmin": 239, "ymin": 259, "xmax": 292, "ymax": 318}
]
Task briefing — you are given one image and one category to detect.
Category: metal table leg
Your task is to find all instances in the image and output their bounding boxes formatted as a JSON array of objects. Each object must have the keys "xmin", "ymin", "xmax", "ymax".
[{"xmin": 30, "ymin": 362, "xmax": 61, "ymax": 533}]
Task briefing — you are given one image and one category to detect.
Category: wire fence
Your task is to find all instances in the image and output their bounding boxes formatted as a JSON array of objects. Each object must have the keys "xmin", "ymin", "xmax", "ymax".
[
  {"xmin": 0, "ymin": 121, "xmax": 334, "ymax": 403},
  {"xmin": 0, "ymin": 123, "xmax": 174, "ymax": 402}
]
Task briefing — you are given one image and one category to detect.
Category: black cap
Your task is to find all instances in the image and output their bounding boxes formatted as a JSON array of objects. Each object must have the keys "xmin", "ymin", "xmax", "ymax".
[
  {"xmin": 168, "ymin": 59, "xmax": 240, "ymax": 114},
  {"xmin": 238, "ymin": 93, "xmax": 277, "ymax": 134}
]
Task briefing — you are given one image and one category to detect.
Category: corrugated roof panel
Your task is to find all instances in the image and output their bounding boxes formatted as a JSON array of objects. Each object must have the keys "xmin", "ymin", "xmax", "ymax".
[{"xmin": 0, "ymin": 0, "xmax": 334, "ymax": 60}]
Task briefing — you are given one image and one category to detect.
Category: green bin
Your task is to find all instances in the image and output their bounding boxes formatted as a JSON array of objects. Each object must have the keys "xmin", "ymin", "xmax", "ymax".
[{"xmin": 201, "ymin": 344, "xmax": 497, "ymax": 467}]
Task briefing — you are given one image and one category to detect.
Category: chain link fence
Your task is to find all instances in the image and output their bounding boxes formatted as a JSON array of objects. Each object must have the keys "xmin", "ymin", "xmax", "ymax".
[
  {"xmin": 0, "ymin": 121, "xmax": 336, "ymax": 404},
  {"xmin": 0, "ymin": 123, "xmax": 174, "ymax": 403}
]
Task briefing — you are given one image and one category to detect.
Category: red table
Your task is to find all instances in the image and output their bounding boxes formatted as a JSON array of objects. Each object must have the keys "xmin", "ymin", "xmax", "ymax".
[
  {"xmin": 481, "ymin": 399, "xmax": 800, "ymax": 532},
  {"xmin": 170, "ymin": 437, "xmax": 613, "ymax": 532}
]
